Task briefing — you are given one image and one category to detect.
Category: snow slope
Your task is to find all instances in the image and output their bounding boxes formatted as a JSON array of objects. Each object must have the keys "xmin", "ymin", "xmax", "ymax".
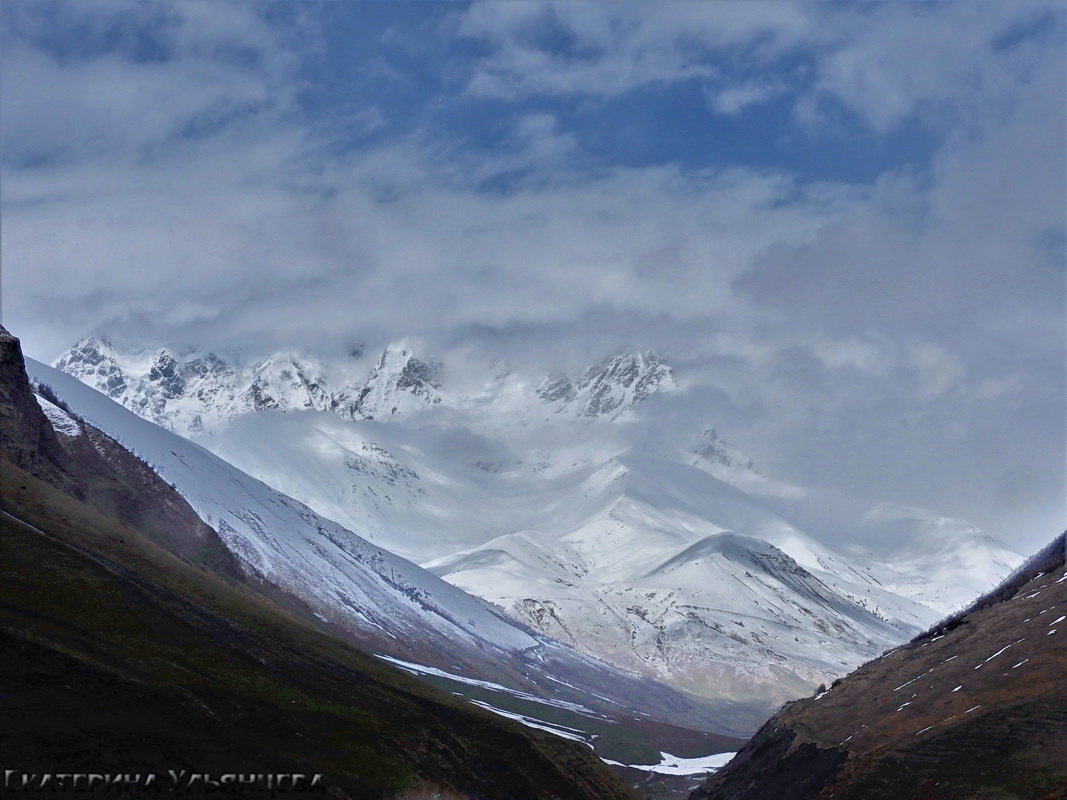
[
  {"xmin": 196, "ymin": 408, "xmax": 1014, "ymax": 703},
  {"xmin": 30, "ymin": 358, "xmax": 536, "ymax": 655},
  {"xmin": 51, "ymin": 338, "xmax": 1021, "ymax": 706}
]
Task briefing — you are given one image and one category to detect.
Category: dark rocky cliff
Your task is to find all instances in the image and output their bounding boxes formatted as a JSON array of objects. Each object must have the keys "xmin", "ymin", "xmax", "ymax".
[
  {"xmin": 1, "ymin": 324, "xmax": 239, "ymax": 573},
  {"xmin": 0, "ymin": 325, "xmax": 76, "ymax": 493}
]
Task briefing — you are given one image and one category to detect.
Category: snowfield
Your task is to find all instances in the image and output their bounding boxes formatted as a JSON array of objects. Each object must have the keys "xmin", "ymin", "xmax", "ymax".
[
  {"xmin": 30, "ymin": 358, "xmax": 538, "ymax": 655},
  {"xmin": 601, "ymin": 751, "xmax": 736, "ymax": 776}
]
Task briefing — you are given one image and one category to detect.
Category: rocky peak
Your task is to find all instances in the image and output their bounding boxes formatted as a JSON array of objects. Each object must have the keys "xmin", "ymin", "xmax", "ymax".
[
  {"xmin": 147, "ymin": 351, "xmax": 186, "ymax": 400},
  {"xmin": 540, "ymin": 351, "xmax": 675, "ymax": 420},
  {"xmin": 0, "ymin": 325, "xmax": 76, "ymax": 491},
  {"xmin": 54, "ymin": 336, "xmax": 675, "ymax": 429},
  {"xmin": 55, "ymin": 335, "xmax": 127, "ymax": 400},
  {"xmin": 536, "ymin": 375, "xmax": 577, "ymax": 405},
  {"xmin": 342, "ymin": 341, "xmax": 443, "ymax": 421},
  {"xmin": 185, "ymin": 352, "xmax": 232, "ymax": 379},
  {"xmin": 692, "ymin": 428, "xmax": 756, "ymax": 473},
  {"xmin": 55, "ymin": 334, "xmax": 114, "ymax": 368},
  {"xmin": 242, "ymin": 354, "xmax": 331, "ymax": 413}
]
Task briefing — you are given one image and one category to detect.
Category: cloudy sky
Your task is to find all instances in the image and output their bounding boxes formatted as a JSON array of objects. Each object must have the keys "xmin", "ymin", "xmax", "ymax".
[{"xmin": 1, "ymin": 1, "xmax": 1063, "ymax": 550}]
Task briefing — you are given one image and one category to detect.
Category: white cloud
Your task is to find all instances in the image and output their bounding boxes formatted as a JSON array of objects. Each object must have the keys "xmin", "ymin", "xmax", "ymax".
[
  {"xmin": 1, "ymin": 1, "xmax": 1062, "ymax": 551},
  {"xmin": 0, "ymin": 1, "xmax": 296, "ymax": 165},
  {"xmin": 706, "ymin": 81, "xmax": 784, "ymax": 116},
  {"xmin": 458, "ymin": 2, "xmax": 812, "ymax": 97},
  {"xmin": 458, "ymin": 0, "xmax": 1063, "ymax": 141}
]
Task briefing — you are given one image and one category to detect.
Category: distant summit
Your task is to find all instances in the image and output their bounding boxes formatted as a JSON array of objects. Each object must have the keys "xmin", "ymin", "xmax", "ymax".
[
  {"xmin": 54, "ymin": 336, "xmax": 674, "ymax": 433},
  {"xmin": 334, "ymin": 340, "xmax": 443, "ymax": 421},
  {"xmin": 538, "ymin": 351, "xmax": 675, "ymax": 420}
]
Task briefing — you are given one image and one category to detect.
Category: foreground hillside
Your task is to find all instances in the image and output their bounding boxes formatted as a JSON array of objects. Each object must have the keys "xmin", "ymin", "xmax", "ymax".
[
  {"xmin": 690, "ymin": 533, "xmax": 1067, "ymax": 800},
  {"xmin": 0, "ymin": 324, "xmax": 637, "ymax": 800}
]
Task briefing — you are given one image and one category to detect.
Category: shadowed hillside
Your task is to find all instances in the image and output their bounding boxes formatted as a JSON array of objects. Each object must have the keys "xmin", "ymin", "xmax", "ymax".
[{"xmin": 690, "ymin": 532, "xmax": 1067, "ymax": 800}]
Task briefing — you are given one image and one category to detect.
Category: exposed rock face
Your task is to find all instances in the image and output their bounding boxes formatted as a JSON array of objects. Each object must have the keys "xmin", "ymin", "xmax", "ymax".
[
  {"xmin": 56, "ymin": 336, "xmax": 677, "ymax": 435},
  {"xmin": 538, "ymin": 352, "xmax": 675, "ymax": 420},
  {"xmin": 1, "ymin": 325, "xmax": 238, "ymax": 573},
  {"xmin": 54, "ymin": 336, "xmax": 451, "ymax": 432},
  {"xmin": 54, "ymin": 335, "xmax": 128, "ymax": 399},
  {"xmin": 537, "ymin": 374, "xmax": 578, "ymax": 405},
  {"xmin": 147, "ymin": 352, "xmax": 185, "ymax": 399},
  {"xmin": 337, "ymin": 343, "xmax": 442, "ymax": 420},
  {"xmin": 0, "ymin": 326, "xmax": 75, "ymax": 493},
  {"xmin": 690, "ymin": 533, "xmax": 1067, "ymax": 800}
]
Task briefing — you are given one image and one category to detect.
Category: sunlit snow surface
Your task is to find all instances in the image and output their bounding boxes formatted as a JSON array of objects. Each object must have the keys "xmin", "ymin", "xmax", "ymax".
[{"xmin": 601, "ymin": 751, "xmax": 736, "ymax": 776}]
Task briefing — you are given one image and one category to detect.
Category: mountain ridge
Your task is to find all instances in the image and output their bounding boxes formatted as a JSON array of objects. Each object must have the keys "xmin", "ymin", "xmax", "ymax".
[{"xmin": 51, "ymin": 335, "xmax": 1021, "ymax": 711}]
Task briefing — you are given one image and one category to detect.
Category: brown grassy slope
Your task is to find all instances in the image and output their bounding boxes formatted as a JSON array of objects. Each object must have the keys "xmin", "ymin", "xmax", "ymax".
[{"xmin": 692, "ymin": 535, "xmax": 1067, "ymax": 800}]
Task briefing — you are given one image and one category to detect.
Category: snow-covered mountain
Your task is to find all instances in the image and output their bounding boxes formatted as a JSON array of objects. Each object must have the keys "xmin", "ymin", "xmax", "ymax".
[
  {"xmin": 334, "ymin": 339, "xmax": 444, "ymax": 420},
  {"xmin": 52, "ymin": 336, "xmax": 1021, "ymax": 707},
  {"xmin": 55, "ymin": 336, "xmax": 671, "ymax": 434},
  {"xmin": 538, "ymin": 351, "xmax": 675, "ymax": 421},
  {"xmin": 30, "ymin": 356, "xmax": 748, "ymax": 738}
]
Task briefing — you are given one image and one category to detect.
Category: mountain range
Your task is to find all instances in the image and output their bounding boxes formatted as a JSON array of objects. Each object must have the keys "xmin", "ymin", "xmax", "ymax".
[
  {"xmin": 2, "ymin": 324, "xmax": 645, "ymax": 799},
  {"xmin": 31, "ymin": 347, "xmax": 758, "ymax": 750},
  {"xmin": 50, "ymin": 335, "xmax": 1021, "ymax": 710}
]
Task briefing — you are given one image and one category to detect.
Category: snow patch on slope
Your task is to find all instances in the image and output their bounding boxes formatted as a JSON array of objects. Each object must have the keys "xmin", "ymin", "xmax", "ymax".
[
  {"xmin": 34, "ymin": 394, "xmax": 82, "ymax": 437},
  {"xmin": 601, "ymin": 751, "xmax": 736, "ymax": 776}
]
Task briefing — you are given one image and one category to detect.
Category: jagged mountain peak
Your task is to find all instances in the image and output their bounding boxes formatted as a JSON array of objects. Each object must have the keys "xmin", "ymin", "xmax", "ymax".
[
  {"xmin": 54, "ymin": 335, "xmax": 129, "ymax": 401},
  {"xmin": 334, "ymin": 339, "xmax": 443, "ymax": 421},
  {"xmin": 55, "ymin": 334, "xmax": 114, "ymax": 367},
  {"xmin": 691, "ymin": 427, "xmax": 760, "ymax": 477},
  {"xmin": 53, "ymin": 336, "xmax": 449, "ymax": 430},
  {"xmin": 68, "ymin": 332, "xmax": 112, "ymax": 352},
  {"xmin": 55, "ymin": 336, "xmax": 684, "ymax": 429},
  {"xmin": 538, "ymin": 350, "xmax": 676, "ymax": 420},
  {"xmin": 375, "ymin": 340, "xmax": 442, "ymax": 389}
]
